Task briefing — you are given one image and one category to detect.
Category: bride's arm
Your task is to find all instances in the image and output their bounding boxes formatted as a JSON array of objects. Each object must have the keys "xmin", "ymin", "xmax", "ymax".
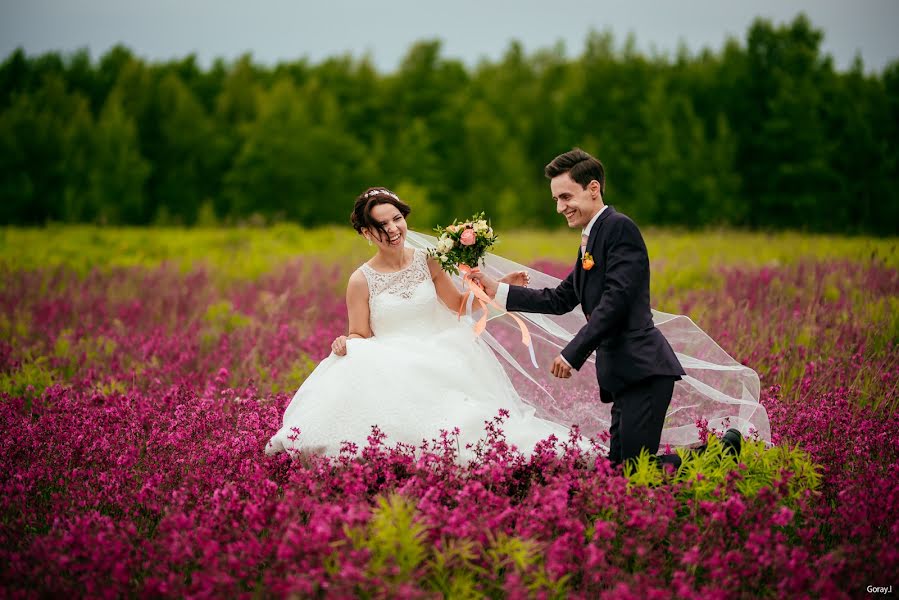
[
  {"xmin": 428, "ymin": 257, "xmax": 530, "ymax": 315},
  {"xmin": 332, "ymin": 271, "xmax": 373, "ymax": 355},
  {"xmin": 427, "ymin": 257, "xmax": 467, "ymax": 312},
  {"xmin": 345, "ymin": 271, "xmax": 373, "ymax": 339}
]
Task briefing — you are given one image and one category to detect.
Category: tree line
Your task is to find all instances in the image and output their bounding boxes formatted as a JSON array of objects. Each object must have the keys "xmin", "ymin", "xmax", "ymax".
[{"xmin": 1, "ymin": 14, "xmax": 897, "ymax": 234}]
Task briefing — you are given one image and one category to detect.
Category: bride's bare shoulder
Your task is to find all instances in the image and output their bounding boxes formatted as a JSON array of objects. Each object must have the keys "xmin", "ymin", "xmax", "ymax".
[{"xmin": 346, "ymin": 269, "xmax": 370, "ymax": 298}]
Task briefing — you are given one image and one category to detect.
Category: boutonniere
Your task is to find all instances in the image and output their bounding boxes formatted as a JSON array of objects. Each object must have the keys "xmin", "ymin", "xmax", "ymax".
[{"xmin": 582, "ymin": 251, "xmax": 595, "ymax": 271}]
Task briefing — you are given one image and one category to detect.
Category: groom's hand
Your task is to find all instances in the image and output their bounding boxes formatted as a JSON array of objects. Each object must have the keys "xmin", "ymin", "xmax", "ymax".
[
  {"xmin": 550, "ymin": 355, "xmax": 572, "ymax": 378},
  {"xmin": 499, "ymin": 270, "xmax": 530, "ymax": 288},
  {"xmin": 470, "ymin": 272, "xmax": 499, "ymax": 299}
]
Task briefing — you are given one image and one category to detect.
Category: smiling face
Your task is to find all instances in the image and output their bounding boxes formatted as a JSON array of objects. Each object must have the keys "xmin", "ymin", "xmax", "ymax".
[
  {"xmin": 551, "ymin": 173, "xmax": 603, "ymax": 230},
  {"xmin": 365, "ymin": 202, "xmax": 408, "ymax": 249}
]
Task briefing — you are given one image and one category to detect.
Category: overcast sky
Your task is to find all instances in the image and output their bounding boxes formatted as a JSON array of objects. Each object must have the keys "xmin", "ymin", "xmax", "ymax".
[{"xmin": 2, "ymin": 0, "xmax": 898, "ymax": 73}]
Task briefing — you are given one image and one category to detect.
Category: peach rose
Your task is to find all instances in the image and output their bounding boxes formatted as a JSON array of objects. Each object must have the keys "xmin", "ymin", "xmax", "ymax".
[
  {"xmin": 446, "ymin": 224, "xmax": 459, "ymax": 233},
  {"xmin": 460, "ymin": 228, "xmax": 477, "ymax": 246}
]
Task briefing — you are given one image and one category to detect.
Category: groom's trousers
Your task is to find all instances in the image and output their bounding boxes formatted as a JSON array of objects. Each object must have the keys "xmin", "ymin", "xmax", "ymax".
[{"xmin": 607, "ymin": 375, "xmax": 681, "ymax": 469}]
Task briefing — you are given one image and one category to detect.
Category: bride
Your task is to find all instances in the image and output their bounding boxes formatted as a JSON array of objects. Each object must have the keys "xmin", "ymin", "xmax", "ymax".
[{"xmin": 265, "ymin": 187, "xmax": 582, "ymax": 461}]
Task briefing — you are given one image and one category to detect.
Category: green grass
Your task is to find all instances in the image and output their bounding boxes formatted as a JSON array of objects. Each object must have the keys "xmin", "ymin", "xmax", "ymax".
[
  {"xmin": 1, "ymin": 224, "xmax": 361, "ymax": 279},
  {"xmin": 3, "ymin": 225, "xmax": 896, "ymax": 306}
]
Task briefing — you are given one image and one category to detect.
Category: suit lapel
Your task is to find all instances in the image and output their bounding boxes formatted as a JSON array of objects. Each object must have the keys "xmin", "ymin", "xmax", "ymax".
[{"xmin": 578, "ymin": 205, "xmax": 614, "ymax": 299}]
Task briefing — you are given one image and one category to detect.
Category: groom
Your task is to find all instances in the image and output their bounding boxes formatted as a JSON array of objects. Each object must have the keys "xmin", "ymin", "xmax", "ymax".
[{"xmin": 476, "ymin": 148, "xmax": 692, "ymax": 468}]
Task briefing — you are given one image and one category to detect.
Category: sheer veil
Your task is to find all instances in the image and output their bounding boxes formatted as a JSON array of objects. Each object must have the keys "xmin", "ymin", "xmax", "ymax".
[{"xmin": 405, "ymin": 230, "xmax": 771, "ymax": 447}]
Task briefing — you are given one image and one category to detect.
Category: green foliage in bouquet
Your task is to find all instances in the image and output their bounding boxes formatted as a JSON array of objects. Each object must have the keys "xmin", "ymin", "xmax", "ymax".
[{"xmin": 428, "ymin": 212, "xmax": 499, "ymax": 276}]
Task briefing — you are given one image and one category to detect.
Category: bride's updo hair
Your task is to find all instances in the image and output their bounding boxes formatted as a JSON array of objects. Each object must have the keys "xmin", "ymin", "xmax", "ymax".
[{"xmin": 351, "ymin": 187, "xmax": 412, "ymax": 238}]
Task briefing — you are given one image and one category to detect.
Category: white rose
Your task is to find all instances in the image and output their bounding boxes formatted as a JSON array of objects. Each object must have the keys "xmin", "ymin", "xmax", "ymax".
[{"xmin": 474, "ymin": 220, "xmax": 488, "ymax": 232}]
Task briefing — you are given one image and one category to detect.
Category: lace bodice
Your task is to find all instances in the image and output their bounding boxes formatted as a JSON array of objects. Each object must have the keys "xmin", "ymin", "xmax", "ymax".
[
  {"xmin": 359, "ymin": 248, "xmax": 432, "ymax": 299},
  {"xmin": 358, "ymin": 248, "xmax": 452, "ymax": 337}
]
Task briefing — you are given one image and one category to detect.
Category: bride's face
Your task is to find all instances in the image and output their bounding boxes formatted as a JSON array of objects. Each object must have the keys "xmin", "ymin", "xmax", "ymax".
[
  {"xmin": 551, "ymin": 173, "xmax": 602, "ymax": 229},
  {"xmin": 365, "ymin": 203, "xmax": 408, "ymax": 250}
]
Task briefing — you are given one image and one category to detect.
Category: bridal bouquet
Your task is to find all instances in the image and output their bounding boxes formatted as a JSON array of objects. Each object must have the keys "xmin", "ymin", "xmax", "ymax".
[
  {"xmin": 429, "ymin": 212, "xmax": 538, "ymax": 367},
  {"xmin": 429, "ymin": 212, "xmax": 498, "ymax": 276}
]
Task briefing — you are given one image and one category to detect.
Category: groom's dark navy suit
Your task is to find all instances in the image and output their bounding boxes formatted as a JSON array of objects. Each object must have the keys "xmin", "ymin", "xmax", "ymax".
[{"xmin": 506, "ymin": 206, "xmax": 685, "ymax": 465}]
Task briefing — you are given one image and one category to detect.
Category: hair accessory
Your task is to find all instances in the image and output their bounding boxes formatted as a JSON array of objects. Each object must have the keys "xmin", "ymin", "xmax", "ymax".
[{"xmin": 363, "ymin": 188, "xmax": 399, "ymax": 200}]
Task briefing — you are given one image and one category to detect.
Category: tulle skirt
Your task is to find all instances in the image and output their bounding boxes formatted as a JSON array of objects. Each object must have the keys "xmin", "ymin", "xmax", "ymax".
[{"xmin": 265, "ymin": 321, "xmax": 579, "ymax": 462}]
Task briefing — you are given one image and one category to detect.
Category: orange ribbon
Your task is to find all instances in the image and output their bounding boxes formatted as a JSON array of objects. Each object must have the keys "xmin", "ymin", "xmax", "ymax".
[{"xmin": 458, "ymin": 265, "xmax": 538, "ymax": 368}]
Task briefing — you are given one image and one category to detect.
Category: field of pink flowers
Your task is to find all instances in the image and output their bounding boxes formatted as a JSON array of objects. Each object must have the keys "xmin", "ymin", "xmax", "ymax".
[{"xmin": 1, "ymin": 230, "xmax": 897, "ymax": 598}]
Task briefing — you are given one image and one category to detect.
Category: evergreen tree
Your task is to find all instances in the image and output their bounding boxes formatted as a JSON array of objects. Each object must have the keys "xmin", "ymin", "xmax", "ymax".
[
  {"xmin": 153, "ymin": 73, "xmax": 217, "ymax": 224},
  {"xmin": 88, "ymin": 92, "xmax": 150, "ymax": 223},
  {"xmin": 0, "ymin": 75, "xmax": 93, "ymax": 223},
  {"xmin": 224, "ymin": 78, "xmax": 371, "ymax": 224},
  {"xmin": 0, "ymin": 14, "xmax": 895, "ymax": 234}
]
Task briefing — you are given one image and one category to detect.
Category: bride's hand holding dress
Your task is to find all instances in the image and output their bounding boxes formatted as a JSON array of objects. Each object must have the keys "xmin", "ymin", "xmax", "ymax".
[{"xmin": 331, "ymin": 335, "xmax": 348, "ymax": 356}]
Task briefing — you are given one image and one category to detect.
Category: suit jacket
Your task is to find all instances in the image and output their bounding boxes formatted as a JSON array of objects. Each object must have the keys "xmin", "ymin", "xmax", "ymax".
[{"xmin": 507, "ymin": 206, "xmax": 685, "ymax": 398}]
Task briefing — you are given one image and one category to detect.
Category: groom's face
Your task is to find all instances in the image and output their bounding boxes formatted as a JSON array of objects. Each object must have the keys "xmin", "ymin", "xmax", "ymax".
[{"xmin": 552, "ymin": 173, "xmax": 601, "ymax": 229}]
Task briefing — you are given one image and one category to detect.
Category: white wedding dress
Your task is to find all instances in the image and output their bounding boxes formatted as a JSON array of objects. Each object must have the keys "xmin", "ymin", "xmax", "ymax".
[{"xmin": 265, "ymin": 248, "xmax": 579, "ymax": 462}]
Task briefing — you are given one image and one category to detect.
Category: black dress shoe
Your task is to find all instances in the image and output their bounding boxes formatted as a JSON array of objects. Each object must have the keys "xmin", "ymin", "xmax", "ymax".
[{"xmin": 721, "ymin": 428, "xmax": 742, "ymax": 457}]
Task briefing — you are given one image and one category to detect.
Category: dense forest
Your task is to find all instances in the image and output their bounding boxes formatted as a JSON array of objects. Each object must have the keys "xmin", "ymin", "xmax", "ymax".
[{"xmin": 1, "ymin": 14, "xmax": 897, "ymax": 234}]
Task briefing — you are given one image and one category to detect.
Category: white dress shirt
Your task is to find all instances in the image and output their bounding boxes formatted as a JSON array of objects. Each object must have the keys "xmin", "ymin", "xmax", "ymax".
[{"xmin": 494, "ymin": 204, "xmax": 607, "ymax": 369}]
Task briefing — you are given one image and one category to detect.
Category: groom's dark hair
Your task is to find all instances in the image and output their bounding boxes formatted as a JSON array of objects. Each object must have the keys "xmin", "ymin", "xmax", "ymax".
[{"xmin": 545, "ymin": 148, "xmax": 605, "ymax": 195}]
